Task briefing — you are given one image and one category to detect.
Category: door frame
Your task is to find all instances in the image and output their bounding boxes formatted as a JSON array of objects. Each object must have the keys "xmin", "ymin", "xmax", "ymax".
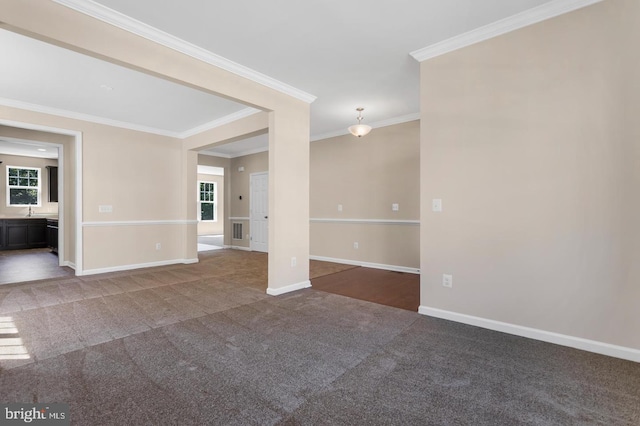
[{"xmin": 0, "ymin": 118, "xmax": 83, "ymax": 273}]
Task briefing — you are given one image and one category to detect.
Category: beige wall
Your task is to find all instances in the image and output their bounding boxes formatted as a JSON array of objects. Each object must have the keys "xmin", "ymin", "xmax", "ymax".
[
  {"xmin": 420, "ymin": 0, "xmax": 640, "ymax": 350},
  {"xmin": 0, "ymin": 154, "xmax": 58, "ymax": 217},
  {"xmin": 197, "ymin": 173, "xmax": 224, "ymax": 235},
  {"xmin": 229, "ymin": 151, "xmax": 268, "ymax": 248},
  {"xmin": 310, "ymin": 120, "xmax": 420, "ymax": 269}
]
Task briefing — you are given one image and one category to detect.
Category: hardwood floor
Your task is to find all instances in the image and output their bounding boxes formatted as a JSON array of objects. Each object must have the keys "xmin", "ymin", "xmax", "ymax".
[
  {"xmin": 311, "ymin": 267, "xmax": 420, "ymax": 312},
  {"xmin": 0, "ymin": 248, "xmax": 74, "ymax": 285}
]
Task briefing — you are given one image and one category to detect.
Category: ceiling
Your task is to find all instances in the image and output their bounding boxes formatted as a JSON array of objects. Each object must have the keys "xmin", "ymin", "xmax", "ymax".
[
  {"xmin": 0, "ymin": 138, "xmax": 59, "ymax": 160},
  {"xmin": 1, "ymin": 0, "xmax": 559, "ymax": 158}
]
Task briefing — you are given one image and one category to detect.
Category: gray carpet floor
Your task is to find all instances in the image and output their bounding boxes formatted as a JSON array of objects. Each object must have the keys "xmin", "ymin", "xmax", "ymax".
[{"xmin": 0, "ymin": 251, "xmax": 639, "ymax": 425}]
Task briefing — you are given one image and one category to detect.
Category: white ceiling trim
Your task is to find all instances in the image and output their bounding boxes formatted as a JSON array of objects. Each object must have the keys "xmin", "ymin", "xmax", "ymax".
[
  {"xmin": 410, "ymin": 0, "xmax": 604, "ymax": 62},
  {"xmin": 0, "ymin": 96, "xmax": 181, "ymax": 137},
  {"xmin": 199, "ymin": 151, "xmax": 231, "ymax": 159},
  {"xmin": 0, "ymin": 97, "xmax": 265, "ymax": 140},
  {"xmin": 52, "ymin": 0, "xmax": 317, "ymax": 104},
  {"xmin": 201, "ymin": 112, "xmax": 421, "ymax": 158},
  {"xmin": 197, "ymin": 165, "xmax": 224, "ymax": 176},
  {"xmin": 201, "ymin": 145, "xmax": 269, "ymax": 160},
  {"xmin": 178, "ymin": 108, "xmax": 262, "ymax": 139},
  {"xmin": 310, "ymin": 112, "xmax": 420, "ymax": 142}
]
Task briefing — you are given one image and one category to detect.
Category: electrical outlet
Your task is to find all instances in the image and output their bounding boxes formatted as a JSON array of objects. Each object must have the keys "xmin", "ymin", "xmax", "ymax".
[
  {"xmin": 432, "ymin": 199, "xmax": 442, "ymax": 212},
  {"xmin": 291, "ymin": 257, "xmax": 297, "ymax": 267},
  {"xmin": 442, "ymin": 274, "xmax": 453, "ymax": 288},
  {"xmin": 392, "ymin": 203, "xmax": 399, "ymax": 211},
  {"xmin": 98, "ymin": 205, "xmax": 113, "ymax": 213},
  {"xmin": 338, "ymin": 204, "xmax": 343, "ymax": 212},
  {"xmin": 353, "ymin": 242, "xmax": 359, "ymax": 249},
  {"xmin": 155, "ymin": 243, "xmax": 161, "ymax": 250}
]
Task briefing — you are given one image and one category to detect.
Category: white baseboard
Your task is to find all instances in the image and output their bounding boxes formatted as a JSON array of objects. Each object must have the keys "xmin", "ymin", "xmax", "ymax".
[
  {"xmin": 81, "ymin": 258, "xmax": 199, "ymax": 276},
  {"xmin": 266, "ymin": 280, "xmax": 312, "ymax": 296},
  {"xmin": 419, "ymin": 306, "xmax": 640, "ymax": 363},
  {"xmin": 229, "ymin": 245, "xmax": 251, "ymax": 251},
  {"xmin": 63, "ymin": 261, "xmax": 76, "ymax": 270},
  {"xmin": 310, "ymin": 255, "xmax": 420, "ymax": 274}
]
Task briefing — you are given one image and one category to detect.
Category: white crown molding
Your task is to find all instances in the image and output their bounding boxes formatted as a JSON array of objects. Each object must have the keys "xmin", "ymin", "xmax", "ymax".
[
  {"xmin": 178, "ymin": 108, "xmax": 261, "ymax": 139},
  {"xmin": 419, "ymin": 306, "xmax": 640, "ymax": 363},
  {"xmin": 196, "ymin": 165, "xmax": 224, "ymax": 176},
  {"xmin": 229, "ymin": 146, "xmax": 269, "ymax": 159},
  {"xmin": 52, "ymin": 0, "xmax": 317, "ymax": 104},
  {"xmin": 201, "ymin": 144, "xmax": 269, "ymax": 159},
  {"xmin": 198, "ymin": 151, "xmax": 232, "ymax": 159},
  {"xmin": 311, "ymin": 112, "xmax": 420, "ymax": 142},
  {"xmin": 1, "ymin": 97, "xmax": 265, "ymax": 141},
  {"xmin": 0, "ymin": 97, "xmax": 181, "ymax": 137},
  {"xmin": 410, "ymin": 0, "xmax": 604, "ymax": 62}
]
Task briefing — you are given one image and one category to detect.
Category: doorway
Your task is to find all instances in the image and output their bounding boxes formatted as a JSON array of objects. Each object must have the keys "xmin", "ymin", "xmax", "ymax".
[
  {"xmin": 197, "ymin": 164, "xmax": 225, "ymax": 253},
  {"xmin": 250, "ymin": 171, "xmax": 268, "ymax": 252},
  {"xmin": 0, "ymin": 137, "xmax": 73, "ymax": 284}
]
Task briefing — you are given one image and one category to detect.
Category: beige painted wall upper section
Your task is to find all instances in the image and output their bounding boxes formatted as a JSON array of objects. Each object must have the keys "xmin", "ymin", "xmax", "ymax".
[
  {"xmin": 311, "ymin": 120, "xmax": 419, "ymax": 220},
  {"xmin": 420, "ymin": 0, "xmax": 640, "ymax": 350},
  {"xmin": 82, "ymin": 127, "xmax": 182, "ymax": 223},
  {"xmin": 230, "ymin": 151, "xmax": 268, "ymax": 219}
]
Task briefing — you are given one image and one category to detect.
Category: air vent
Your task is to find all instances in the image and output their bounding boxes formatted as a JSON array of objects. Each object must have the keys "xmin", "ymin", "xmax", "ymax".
[{"xmin": 232, "ymin": 222, "xmax": 243, "ymax": 240}]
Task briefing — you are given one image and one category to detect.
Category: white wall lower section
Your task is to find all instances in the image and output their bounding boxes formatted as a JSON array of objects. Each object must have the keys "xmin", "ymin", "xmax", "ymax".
[
  {"xmin": 80, "ymin": 258, "xmax": 199, "ymax": 276},
  {"xmin": 266, "ymin": 280, "xmax": 312, "ymax": 296},
  {"xmin": 419, "ymin": 306, "xmax": 640, "ymax": 363},
  {"xmin": 310, "ymin": 255, "xmax": 420, "ymax": 274}
]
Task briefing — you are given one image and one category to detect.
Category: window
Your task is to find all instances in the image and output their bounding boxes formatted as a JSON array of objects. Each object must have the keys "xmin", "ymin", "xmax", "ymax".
[
  {"xmin": 6, "ymin": 166, "xmax": 41, "ymax": 207},
  {"xmin": 199, "ymin": 181, "xmax": 216, "ymax": 221}
]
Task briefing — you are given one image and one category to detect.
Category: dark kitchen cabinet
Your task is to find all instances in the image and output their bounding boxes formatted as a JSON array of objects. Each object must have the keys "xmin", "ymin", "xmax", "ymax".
[
  {"xmin": 1, "ymin": 219, "xmax": 48, "ymax": 250},
  {"xmin": 47, "ymin": 219, "xmax": 59, "ymax": 254},
  {"xmin": 47, "ymin": 166, "xmax": 59, "ymax": 203}
]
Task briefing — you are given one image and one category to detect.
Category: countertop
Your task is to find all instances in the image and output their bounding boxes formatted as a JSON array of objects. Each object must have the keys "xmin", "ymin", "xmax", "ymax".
[{"xmin": 0, "ymin": 215, "xmax": 59, "ymax": 220}]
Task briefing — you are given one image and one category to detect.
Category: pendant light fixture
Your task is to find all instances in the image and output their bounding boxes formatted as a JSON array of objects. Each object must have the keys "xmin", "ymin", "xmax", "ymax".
[{"xmin": 348, "ymin": 107, "xmax": 372, "ymax": 137}]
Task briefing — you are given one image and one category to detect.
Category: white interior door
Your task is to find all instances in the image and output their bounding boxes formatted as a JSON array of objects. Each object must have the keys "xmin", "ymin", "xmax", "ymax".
[{"xmin": 250, "ymin": 172, "xmax": 268, "ymax": 252}]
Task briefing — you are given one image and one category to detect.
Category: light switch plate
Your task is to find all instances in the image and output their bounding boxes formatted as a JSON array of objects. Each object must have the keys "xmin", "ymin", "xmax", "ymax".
[
  {"xmin": 442, "ymin": 274, "xmax": 453, "ymax": 288},
  {"xmin": 392, "ymin": 203, "xmax": 399, "ymax": 211},
  {"xmin": 432, "ymin": 199, "xmax": 442, "ymax": 212},
  {"xmin": 99, "ymin": 205, "xmax": 113, "ymax": 213}
]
